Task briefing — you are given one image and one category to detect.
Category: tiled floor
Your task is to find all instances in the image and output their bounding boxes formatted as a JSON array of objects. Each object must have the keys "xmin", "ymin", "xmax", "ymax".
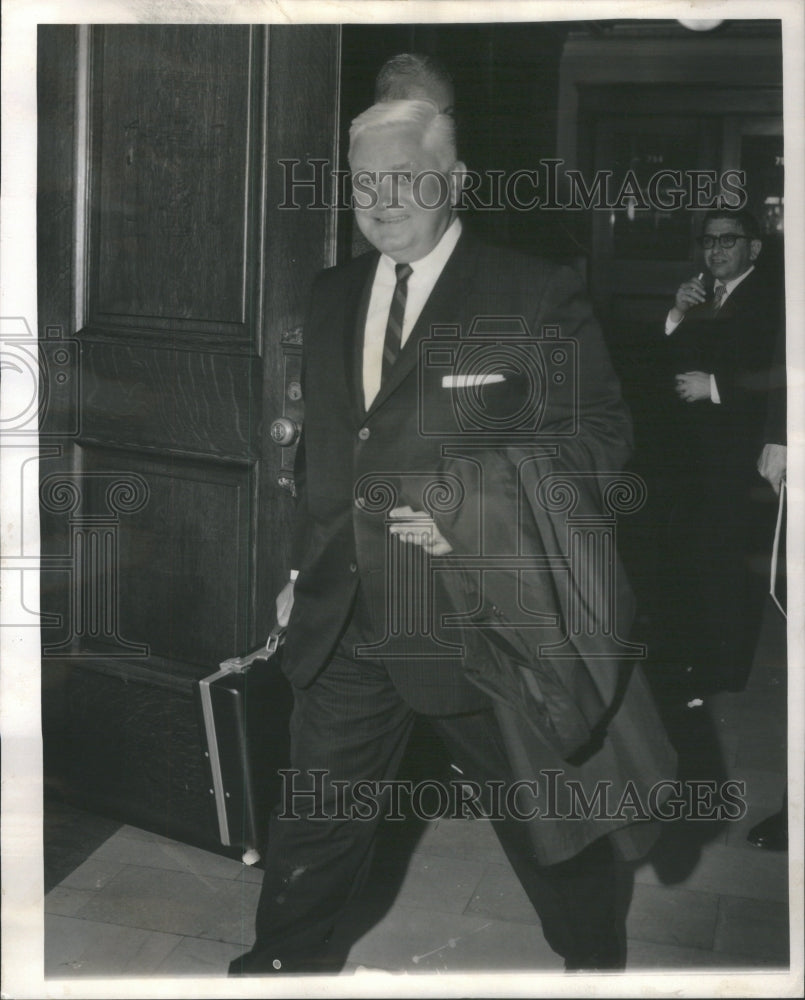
[{"xmin": 43, "ymin": 601, "xmax": 794, "ymax": 983}]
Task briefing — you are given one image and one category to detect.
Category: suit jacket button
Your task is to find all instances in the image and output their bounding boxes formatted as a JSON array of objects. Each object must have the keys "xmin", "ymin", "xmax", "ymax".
[
  {"xmin": 358, "ymin": 427, "xmax": 370, "ymax": 441},
  {"xmin": 349, "ymin": 561, "xmax": 358, "ymax": 573}
]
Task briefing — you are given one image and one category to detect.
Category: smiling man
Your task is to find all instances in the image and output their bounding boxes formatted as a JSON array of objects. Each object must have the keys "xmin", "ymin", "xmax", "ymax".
[
  {"xmin": 660, "ymin": 209, "xmax": 780, "ymax": 697},
  {"xmin": 230, "ymin": 100, "xmax": 676, "ymax": 977}
]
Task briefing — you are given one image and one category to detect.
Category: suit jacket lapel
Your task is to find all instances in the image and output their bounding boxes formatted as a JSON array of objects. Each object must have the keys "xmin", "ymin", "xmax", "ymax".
[
  {"xmin": 365, "ymin": 232, "xmax": 479, "ymax": 418},
  {"xmin": 340, "ymin": 254, "xmax": 378, "ymax": 424},
  {"xmin": 716, "ymin": 267, "xmax": 758, "ymax": 321}
]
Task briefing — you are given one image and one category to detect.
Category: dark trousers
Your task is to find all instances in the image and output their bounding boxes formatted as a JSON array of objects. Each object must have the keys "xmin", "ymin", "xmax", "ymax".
[
  {"xmin": 664, "ymin": 474, "xmax": 774, "ymax": 692},
  {"xmin": 230, "ymin": 634, "xmax": 624, "ymax": 974}
]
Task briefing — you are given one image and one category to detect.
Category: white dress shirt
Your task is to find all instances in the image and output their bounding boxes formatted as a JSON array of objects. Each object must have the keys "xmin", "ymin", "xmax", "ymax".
[
  {"xmin": 362, "ymin": 217, "xmax": 462, "ymax": 409},
  {"xmin": 665, "ymin": 265, "xmax": 755, "ymax": 404},
  {"xmin": 289, "ymin": 218, "xmax": 463, "ymax": 582}
]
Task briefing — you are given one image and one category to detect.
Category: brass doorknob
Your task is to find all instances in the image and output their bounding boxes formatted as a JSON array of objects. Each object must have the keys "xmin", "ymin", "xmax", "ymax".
[{"xmin": 270, "ymin": 417, "xmax": 301, "ymax": 446}]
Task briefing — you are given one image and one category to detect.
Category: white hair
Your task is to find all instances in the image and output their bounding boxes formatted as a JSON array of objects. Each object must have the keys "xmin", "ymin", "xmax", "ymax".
[{"xmin": 348, "ymin": 99, "xmax": 458, "ymax": 171}]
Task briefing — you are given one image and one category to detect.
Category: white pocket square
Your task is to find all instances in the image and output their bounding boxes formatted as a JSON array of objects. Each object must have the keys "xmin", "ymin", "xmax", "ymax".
[{"xmin": 441, "ymin": 374, "xmax": 506, "ymax": 388}]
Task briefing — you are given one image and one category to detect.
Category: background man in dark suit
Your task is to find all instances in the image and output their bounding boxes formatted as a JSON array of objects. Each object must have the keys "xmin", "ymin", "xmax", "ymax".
[
  {"xmin": 661, "ymin": 209, "xmax": 779, "ymax": 696},
  {"xmin": 747, "ymin": 318, "xmax": 788, "ymax": 851},
  {"xmin": 231, "ymin": 99, "xmax": 673, "ymax": 976},
  {"xmin": 374, "ymin": 51, "xmax": 455, "ymax": 115}
]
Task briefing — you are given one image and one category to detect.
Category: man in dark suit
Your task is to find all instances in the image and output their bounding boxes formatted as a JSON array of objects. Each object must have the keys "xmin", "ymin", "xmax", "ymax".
[
  {"xmin": 374, "ymin": 51, "xmax": 455, "ymax": 115},
  {"xmin": 231, "ymin": 99, "xmax": 674, "ymax": 976},
  {"xmin": 661, "ymin": 209, "xmax": 779, "ymax": 696},
  {"xmin": 748, "ymin": 317, "xmax": 788, "ymax": 851}
]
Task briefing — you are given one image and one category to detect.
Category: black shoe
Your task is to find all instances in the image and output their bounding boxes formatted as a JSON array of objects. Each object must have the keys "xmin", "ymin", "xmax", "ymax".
[
  {"xmin": 747, "ymin": 807, "xmax": 788, "ymax": 851},
  {"xmin": 564, "ymin": 955, "xmax": 625, "ymax": 973},
  {"xmin": 564, "ymin": 939, "xmax": 626, "ymax": 972}
]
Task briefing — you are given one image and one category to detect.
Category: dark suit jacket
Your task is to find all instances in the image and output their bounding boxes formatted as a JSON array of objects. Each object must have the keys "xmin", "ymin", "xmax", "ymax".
[
  {"xmin": 285, "ymin": 231, "xmax": 631, "ymax": 709},
  {"xmin": 664, "ymin": 267, "xmax": 779, "ymax": 501},
  {"xmin": 284, "ymin": 228, "xmax": 677, "ymax": 862},
  {"xmin": 764, "ymin": 307, "xmax": 786, "ymax": 446}
]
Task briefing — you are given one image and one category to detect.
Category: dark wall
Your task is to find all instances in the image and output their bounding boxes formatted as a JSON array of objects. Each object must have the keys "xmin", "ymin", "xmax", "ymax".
[{"xmin": 340, "ymin": 23, "xmax": 574, "ymax": 258}]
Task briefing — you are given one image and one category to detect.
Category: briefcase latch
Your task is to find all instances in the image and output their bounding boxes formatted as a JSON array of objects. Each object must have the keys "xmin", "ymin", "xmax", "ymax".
[
  {"xmin": 265, "ymin": 624, "xmax": 287, "ymax": 657},
  {"xmin": 218, "ymin": 626, "xmax": 287, "ymax": 673}
]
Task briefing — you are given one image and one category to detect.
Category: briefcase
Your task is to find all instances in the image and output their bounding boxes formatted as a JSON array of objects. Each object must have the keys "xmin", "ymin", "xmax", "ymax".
[{"xmin": 196, "ymin": 626, "xmax": 293, "ymax": 864}]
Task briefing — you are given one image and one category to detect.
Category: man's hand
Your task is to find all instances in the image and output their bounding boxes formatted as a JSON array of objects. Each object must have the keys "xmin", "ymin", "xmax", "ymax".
[
  {"xmin": 275, "ymin": 579, "xmax": 295, "ymax": 627},
  {"xmin": 675, "ymin": 371, "xmax": 711, "ymax": 403},
  {"xmin": 758, "ymin": 443, "xmax": 787, "ymax": 495},
  {"xmin": 388, "ymin": 505, "xmax": 453, "ymax": 556},
  {"xmin": 670, "ymin": 274, "xmax": 707, "ymax": 324}
]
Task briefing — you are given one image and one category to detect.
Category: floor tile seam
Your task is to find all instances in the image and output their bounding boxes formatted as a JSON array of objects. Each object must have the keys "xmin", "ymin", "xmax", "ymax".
[
  {"xmin": 359, "ymin": 898, "xmax": 516, "ymax": 929},
  {"xmin": 714, "ymin": 889, "xmax": 791, "ymax": 917},
  {"xmin": 151, "ymin": 934, "xmax": 207, "ymax": 973},
  {"xmin": 58, "ymin": 858, "xmax": 247, "ymax": 890},
  {"xmin": 409, "ymin": 849, "xmax": 506, "ymax": 866},
  {"xmin": 45, "ymin": 909, "xmax": 184, "ymax": 942},
  {"xmin": 642, "ymin": 864, "xmax": 790, "ymax": 900},
  {"xmin": 47, "ymin": 905, "xmax": 255, "ymax": 948},
  {"xmin": 618, "ymin": 871, "xmax": 788, "ymax": 902},
  {"xmin": 89, "ymin": 838, "xmax": 249, "ymax": 870},
  {"xmin": 107, "ymin": 832, "xmax": 254, "ymax": 870},
  {"xmin": 625, "ymin": 904, "xmax": 719, "ymax": 951},
  {"xmin": 709, "ymin": 935, "xmax": 791, "ymax": 964},
  {"xmin": 48, "ymin": 880, "xmax": 255, "ymax": 941},
  {"xmin": 681, "ymin": 840, "xmax": 790, "ymax": 864},
  {"xmin": 624, "ymin": 929, "xmax": 717, "ymax": 951},
  {"xmin": 629, "ymin": 885, "xmax": 721, "ymax": 949},
  {"xmin": 458, "ymin": 859, "xmax": 514, "ymax": 921},
  {"xmin": 461, "ymin": 905, "xmax": 540, "ymax": 928}
]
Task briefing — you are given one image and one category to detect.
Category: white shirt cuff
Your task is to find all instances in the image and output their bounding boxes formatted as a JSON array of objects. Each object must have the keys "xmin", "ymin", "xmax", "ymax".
[
  {"xmin": 665, "ymin": 312, "xmax": 682, "ymax": 336},
  {"xmin": 710, "ymin": 375, "xmax": 721, "ymax": 404}
]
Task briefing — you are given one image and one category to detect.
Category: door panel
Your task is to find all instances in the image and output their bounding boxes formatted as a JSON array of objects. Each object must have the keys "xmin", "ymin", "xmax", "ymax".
[
  {"xmin": 91, "ymin": 26, "xmax": 256, "ymax": 334},
  {"xmin": 79, "ymin": 341, "xmax": 261, "ymax": 457},
  {"xmin": 39, "ymin": 24, "xmax": 341, "ymax": 847}
]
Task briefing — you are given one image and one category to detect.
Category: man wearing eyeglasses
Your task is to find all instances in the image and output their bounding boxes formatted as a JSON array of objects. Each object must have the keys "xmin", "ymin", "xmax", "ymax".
[{"xmin": 660, "ymin": 209, "xmax": 781, "ymax": 697}]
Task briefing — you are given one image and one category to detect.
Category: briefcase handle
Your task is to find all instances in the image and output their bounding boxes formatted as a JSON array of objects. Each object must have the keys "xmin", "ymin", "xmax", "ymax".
[
  {"xmin": 218, "ymin": 624, "xmax": 287, "ymax": 673},
  {"xmin": 265, "ymin": 623, "xmax": 286, "ymax": 656}
]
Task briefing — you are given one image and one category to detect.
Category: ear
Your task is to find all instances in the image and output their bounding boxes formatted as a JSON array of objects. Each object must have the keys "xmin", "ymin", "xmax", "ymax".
[
  {"xmin": 749, "ymin": 238, "xmax": 762, "ymax": 261},
  {"xmin": 450, "ymin": 161, "xmax": 467, "ymax": 207}
]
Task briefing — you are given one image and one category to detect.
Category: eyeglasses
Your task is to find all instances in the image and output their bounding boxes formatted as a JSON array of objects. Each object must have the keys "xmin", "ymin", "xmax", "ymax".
[{"xmin": 696, "ymin": 233, "xmax": 750, "ymax": 250}]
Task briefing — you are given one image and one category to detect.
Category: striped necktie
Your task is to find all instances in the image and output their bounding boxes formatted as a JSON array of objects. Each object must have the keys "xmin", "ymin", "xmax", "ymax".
[
  {"xmin": 382, "ymin": 263, "xmax": 413, "ymax": 383},
  {"xmin": 713, "ymin": 283, "xmax": 727, "ymax": 309}
]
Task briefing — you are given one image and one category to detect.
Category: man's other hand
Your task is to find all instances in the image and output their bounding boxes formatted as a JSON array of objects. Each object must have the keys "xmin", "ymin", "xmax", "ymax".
[
  {"xmin": 758, "ymin": 443, "xmax": 787, "ymax": 495},
  {"xmin": 388, "ymin": 505, "xmax": 453, "ymax": 556},
  {"xmin": 675, "ymin": 371, "xmax": 711, "ymax": 403},
  {"xmin": 670, "ymin": 274, "xmax": 707, "ymax": 323},
  {"xmin": 276, "ymin": 580, "xmax": 295, "ymax": 627}
]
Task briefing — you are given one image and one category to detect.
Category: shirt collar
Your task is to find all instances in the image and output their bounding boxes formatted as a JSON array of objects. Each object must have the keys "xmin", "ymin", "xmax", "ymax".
[
  {"xmin": 715, "ymin": 264, "xmax": 755, "ymax": 296},
  {"xmin": 377, "ymin": 217, "xmax": 462, "ymax": 282}
]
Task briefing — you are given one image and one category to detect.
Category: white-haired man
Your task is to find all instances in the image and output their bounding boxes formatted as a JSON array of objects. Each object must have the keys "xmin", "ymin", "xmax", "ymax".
[{"xmin": 231, "ymin": 100, "xmax": 674, "ymax": 976}]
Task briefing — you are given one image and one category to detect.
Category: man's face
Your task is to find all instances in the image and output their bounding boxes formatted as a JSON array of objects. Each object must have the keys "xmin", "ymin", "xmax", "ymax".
[
  {"xmin": 350, "ymin": 124, "xmax": 461, "ymax": 263},
  {"xmin": 703, "ymin": 217, "xmax": 761, "ymax": 283}
]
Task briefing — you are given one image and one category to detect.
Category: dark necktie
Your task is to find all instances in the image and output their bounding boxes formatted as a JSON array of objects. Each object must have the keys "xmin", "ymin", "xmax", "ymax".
[{"xmin": 381, "ymin": 263, "xmax": 413, "ymax": 383}]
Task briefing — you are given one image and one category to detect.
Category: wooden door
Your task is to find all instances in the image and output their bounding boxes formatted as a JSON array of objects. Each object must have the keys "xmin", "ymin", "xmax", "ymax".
[{"xmin": 39, "ymin": 24, "xmax": 341, "ymax": 848}]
